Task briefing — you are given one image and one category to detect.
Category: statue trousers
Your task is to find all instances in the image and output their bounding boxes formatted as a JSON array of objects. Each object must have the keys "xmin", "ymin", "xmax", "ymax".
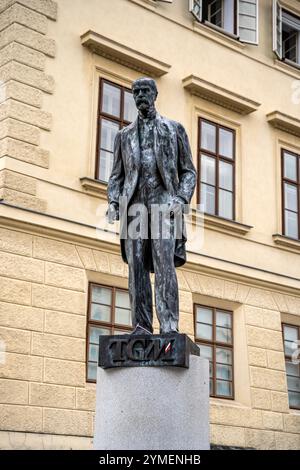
[{"xmin": 124, "ymin": 182, "xmax": 179, "ymax": 334}]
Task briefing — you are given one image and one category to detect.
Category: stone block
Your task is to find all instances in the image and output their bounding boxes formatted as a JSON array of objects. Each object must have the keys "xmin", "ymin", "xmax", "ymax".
[
  {"xmin": 44, "ymin": 310, "xmax": 86, "ymax": 338},
  {"xmin": 76, "ymin": 386, "xmax": 96, "ymax": 411},
  {"xmin": 251, "ymin": 388, "xmax": 272, "ymax": 410},
  {"xmin": 247, "ymin": 326, "xmax": 283, "ymax": 351},
  {"xmin": 45, "ymin": 262, "xmax": 86, "ymax": 291},
  {"xmin": 0, "ymin": 302, "xmax": 44, "ymax": 331},
  {"xmin": 0, "ymin": 138, "xmax": 49, "ymax": 167},
  {"xmin": 43, "ymin": 408, "xmax": 93, "ymax": 437},
  {"xmin": 0, "ymin": 352, "xmax": 43, "ymax": 381},
  {"xmin": 250, "ymin": 367, "xmax": 287, "ymax": 392},
  {"xmin": 0, "ymin": 250, "xmax": 44, "ymax": 283},
  {"xmin": 44, "ymin": 358, "xmax": 86, "ymax": 387},
  {"xmin": 29, "ymin": 383, "xmax": 75, "ymax": 409},
  {"xmin": 31, "ymin": 332, "xmax": 85, "ymax": 362},
  {"xmin": 0, "ymin": 276, "xmax": 31, "ymax": 305},
  {"xmin": 0, "ymin": 227, "xmax": 32, "ymax": 256},
  {"xmin": 0, "ymin": 404, "xmax": 42, "ymax": 432},
  {"xmin": 262, "ymin": 411, "xmax": 283, "ymax": 431},
  {"xmin": 0, "ymin": 378, "xmax": 28, "ymax": 404},
  {"xmin": 0, "ymin": 326, "xmax": 31, "ymax": 353},
  {"xmin": 33, "ymin": 237, "xmax": 83, "ymax": 267},
  {"xmin": 32, "ymin": 284, "xmax": 86, "ymax": 315}
]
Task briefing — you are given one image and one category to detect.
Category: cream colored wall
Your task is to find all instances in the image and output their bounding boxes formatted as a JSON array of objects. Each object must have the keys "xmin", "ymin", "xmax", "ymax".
[{"xmin": 6, "ymin": 0, "xmax": 298, "ymax": 284}]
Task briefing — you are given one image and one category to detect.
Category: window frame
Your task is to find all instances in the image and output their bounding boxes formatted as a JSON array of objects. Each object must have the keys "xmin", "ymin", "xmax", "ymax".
[
  {"xmin": 281, "ymin": 148, "xmax": 300, "ymax": 240},
  {"xmin": 282, "ymin": 322, "xmax": 300, "ymax": 410},
  {"xmin": 274, "ymin": 1, "xmax": 300, "ymax": 67},
  {"xmin": 190, "ymin": 0, "xmax": 259, "ymax": 44},
  {"xmin": 194, "ymin": 304, "xmax": 235, "ymax": 400},
  {"xmin": 86, "ymin": 282, "xmax": 132, "ymax": 383},
  {"xmin": 95, "ymin": 78, "xmax": 134, "ymax": 183},
  {"xmin": 198, "ymin": 117, "xmax": 236, "ymax": 220}
]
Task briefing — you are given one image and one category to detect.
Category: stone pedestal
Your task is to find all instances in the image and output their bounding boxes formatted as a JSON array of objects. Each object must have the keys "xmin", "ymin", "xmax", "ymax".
[{"xmin": 93, "ymin": 355, "xmax": 210, "ymax": 450}]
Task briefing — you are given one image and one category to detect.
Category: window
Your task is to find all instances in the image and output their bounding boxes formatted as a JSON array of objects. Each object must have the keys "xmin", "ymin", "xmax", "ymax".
[
  {"xmin": 195, "ymin": 305, "xmax": 234, "ymax": 399},
  {"xmin": 198, "ymin": 118, "xmax": 235, "ymax": 220},
  {"xmin": 95, "ymin": 79, "xmax": 137, "ymax": 183},
  {"xmin": 189, "ymin": 0, "xmax": 259, "ymax": 44},
  {"xmin": 282, "ymin": 149, "xmax": 300, "ymax": 240},
  {"xmin": 282, "ymin": 324, "xmax": 300, "ymax": 409},
  {"xmin": 86, "ymin": 283, "xmax": 132, "ymax": 381},
  {"xmin": 273, "ymin": 1, "xmax": 300, "ymax": 66}
]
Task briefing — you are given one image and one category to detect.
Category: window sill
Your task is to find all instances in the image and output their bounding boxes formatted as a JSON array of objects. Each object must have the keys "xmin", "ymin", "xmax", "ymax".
[
  {"xmin": 128, "ymin": 0, "xmax": 157, "ymax": 11},
  {"xmin": 81, "ymin": 30, "xmax": 171, "ymax": 77},
  {"xmin": 182, "ymin": 74, "xmax": 261, "ymax": 115},
  {"xmin": 80, "ymin": 177, "xmax": 107, "ymax": 199},
  {"xmin": 193, "ymin": 20, "xmax": 245, "ymax": 52},
  {"xmin": 273, "ymin": 234, "xmax": 300, "ymax": 252},
  {"xmin": 192, "ymin": 211, "xmax": 252, "ymax": 236},
  {"xmin": 267, "ymin": 111, "xmax": 300, "ymax": 138},
  {"xmin": 274, "ymin": 58, "xmax": 300, "ymax": 78}
]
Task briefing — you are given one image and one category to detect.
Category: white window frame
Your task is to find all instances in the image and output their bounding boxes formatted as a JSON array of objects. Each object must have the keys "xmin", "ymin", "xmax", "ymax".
[
  {"xmin": 274, "ymin": 2, "xmax": 300, "ymax": 66},
  {"xmin": 189, "ymin": 0, "xmax": 259, "ymax": 45}
]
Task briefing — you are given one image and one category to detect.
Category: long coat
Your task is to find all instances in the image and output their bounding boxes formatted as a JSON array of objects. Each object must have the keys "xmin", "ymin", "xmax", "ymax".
[{"xmin": 107, "ymin": 113, "xmax": 197, "ymax": 272}]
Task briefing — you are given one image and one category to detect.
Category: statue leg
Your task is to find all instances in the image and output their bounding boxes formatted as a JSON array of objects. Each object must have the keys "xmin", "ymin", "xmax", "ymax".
[
  {"xmin": 125, "ymin": 237, "xmax": 153, "ymax": 333},
  {"xmin": 151, "ymin": 235, "xmax": 179, "ymax": 334}
]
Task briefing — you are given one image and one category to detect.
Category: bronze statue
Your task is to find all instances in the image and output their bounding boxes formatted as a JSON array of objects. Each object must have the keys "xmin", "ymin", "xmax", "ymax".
[{"xmin": 107, "ymin": 78, "xmax": 196, "ymax": 335}]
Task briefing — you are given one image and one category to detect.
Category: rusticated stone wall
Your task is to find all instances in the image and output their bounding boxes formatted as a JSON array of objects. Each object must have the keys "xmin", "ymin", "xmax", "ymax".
[
  {"xmin": 0, "ymin": 225, "xmax": 299, "ymax": 450},
  {"xmin": 0, "ymin": 0, "xmax": 57, "ymax": 211}
]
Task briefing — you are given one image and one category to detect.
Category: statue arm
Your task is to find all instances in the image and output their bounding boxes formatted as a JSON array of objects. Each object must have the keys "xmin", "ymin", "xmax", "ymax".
[
  {"xmin": 176, "ymin": 124, "xmax": 197, "ymax": 204},
  {"xmin": 107, "ymin": 130, "xmax": 125, "ymax": 208}
]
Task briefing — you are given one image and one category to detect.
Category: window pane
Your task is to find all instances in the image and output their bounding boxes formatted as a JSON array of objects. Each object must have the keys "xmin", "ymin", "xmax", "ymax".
[
  {"xmin": 100, "ymin": 119, "xmax": 119, "ymax": 152},
  {"xmin": 196, "ymin": 323, "xmax": 213, "ymax": 341},
  {"xmin": 201, "ymin": 184, "xmax": 215, "ymax": 214},
  {"xmin": 284, "ymin": 325, "xmax": 298, "ymax": 342},
  {"xmin": 201, "ymin": 155, "xmax": 216, "ymax": 185},
  {"xmin": 219, "ymin": 161, "xmax": 233, "ymax": 191},
  {"xmin": 98, "ymin": 150, "xmax": 114, "ymax": 182},
  {"xmin": 285, "ymin": 210, "xmax": 299, "ymax": 239},
  {"xmin": 89, "ymin": 344, "xmax": 98, "ymax": 362},
  {"xmin": 216, "ymin": 364, "xmax": 232, "ymax": 380},
  {"xmin": 216, "ymin": 311, "xmax": 232, "ymax": 328},
  {"xmin": 124, "ymin": 91, "xmax": 137, "ymax": 122},
  {"xmin": 288, "ymin": 391, "xmax": 300, "ymax": 408},
  {"xmin": 115, "ymin": 307, "xmax": 131, "ymax": 326},
  {"xmin": 284, "ymin": 152, "xmax": 297, "ymax": 181},
  {"xmin": 285, "ymin": 340, "xmax": 296, "ymax": 357},
  {"xmin": 219, "ymin": 128, "xmax": 234, "ymax": 159},
  {"xmin": 287, "ymin": 376, "xmax": 300, "ymax": 393},
  {"xmin": 91, "ymin": 304, "xmax": 111, "ymax": 323},
  {"xmin": 115, "ymin": 290, "xmax": 130, "ymax": 309},
  {"xmin": 91, "ymin": 286, "xmax": 112, "ymax": 305},
  {"xmin": 114, "ymin": 329, "xmax": 131, "ymax": 335},
  {"xmin": 216, "ymin": 347, "xmax": 232, "ymax": 365},
  {"xmin": 102, "ymin": 82, "xmax": 121, "ymax": 117},
  {"xmin": 286, "ymin": 361, "xmax": 300, "ymax": 377},
  {"xmin": 216, "ymin": 380, "xmax": 232, "ymax": 397},
  {"xmin": 201, "ymin": 121, "xmax": 216, "ymax": 153},
  {"xmin": 88, "ymin": 363, "xmax": 97, "ymax": 381},
  {"xmin": 209, "ymin": 379, "xmax": 213, "ymax": 394},
  {"xmin": 216, "ymin": 326, "xmax": 232, "ymax": 344},
  {"xmin": 199, "ymin": 344, "xmax": 213, "ymax": 360},
  {"xmin": 90, "ymin": 326, "xmax": 110, "ymax": 344},
  {"xmin": 284, "ymin": 184, "xmax": 298, "ymax": 212},
  {"xmin": 219, "ymin": 189, "xmax": 233, "ymax": 219},
  {"xmin": 196, "ymin": 306, "xmax": 213, "ymax": 325}
]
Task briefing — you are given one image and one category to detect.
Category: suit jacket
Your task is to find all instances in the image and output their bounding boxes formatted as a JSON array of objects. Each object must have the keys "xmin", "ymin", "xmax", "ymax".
[{"xmin": 107, "ymin": 113, "xmax": 197, "ymax": 271}]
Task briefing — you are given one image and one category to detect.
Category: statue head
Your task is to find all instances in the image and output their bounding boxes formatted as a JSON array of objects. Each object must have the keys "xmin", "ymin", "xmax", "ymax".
[{"xmin": 132, "ymin": 77, "xmax": 158, "ymax": 114}]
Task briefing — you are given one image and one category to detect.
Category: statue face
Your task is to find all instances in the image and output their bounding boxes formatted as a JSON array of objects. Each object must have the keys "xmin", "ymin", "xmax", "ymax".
[{"xmin": 132, "ymin": 81, "xmax": 156, "ymax": 113}]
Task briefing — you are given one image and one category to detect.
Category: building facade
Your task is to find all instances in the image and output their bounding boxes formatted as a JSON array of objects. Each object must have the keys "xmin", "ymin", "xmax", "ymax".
[{"xmin": 0, "ymin": 0, "xmax": 300, "ymax": 450}]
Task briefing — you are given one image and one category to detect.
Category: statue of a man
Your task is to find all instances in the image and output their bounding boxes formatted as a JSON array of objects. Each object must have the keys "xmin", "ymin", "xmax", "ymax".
[{"xmin": 107, "ymin": 78, "xmax": 196, "ymax": 335}]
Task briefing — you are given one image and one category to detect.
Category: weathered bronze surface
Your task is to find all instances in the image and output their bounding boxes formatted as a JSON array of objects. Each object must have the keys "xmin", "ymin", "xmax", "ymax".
[
  {"xmin": 98, "ymin": 333, "xmax": 200, "ymax": 369},
  {"xmin": 107, "ymin": 77, "xmax": 196, "ymax": 336}
]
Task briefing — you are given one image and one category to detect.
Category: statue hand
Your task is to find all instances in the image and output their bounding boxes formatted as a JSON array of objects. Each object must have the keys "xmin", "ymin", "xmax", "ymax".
[
  {"xmin": 106, "ymin": 203, "xmax": 119, "ymax": 224},
  {"xmin": 169, "ymin": 196, "xmax": 185, "ymax": 217}
]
